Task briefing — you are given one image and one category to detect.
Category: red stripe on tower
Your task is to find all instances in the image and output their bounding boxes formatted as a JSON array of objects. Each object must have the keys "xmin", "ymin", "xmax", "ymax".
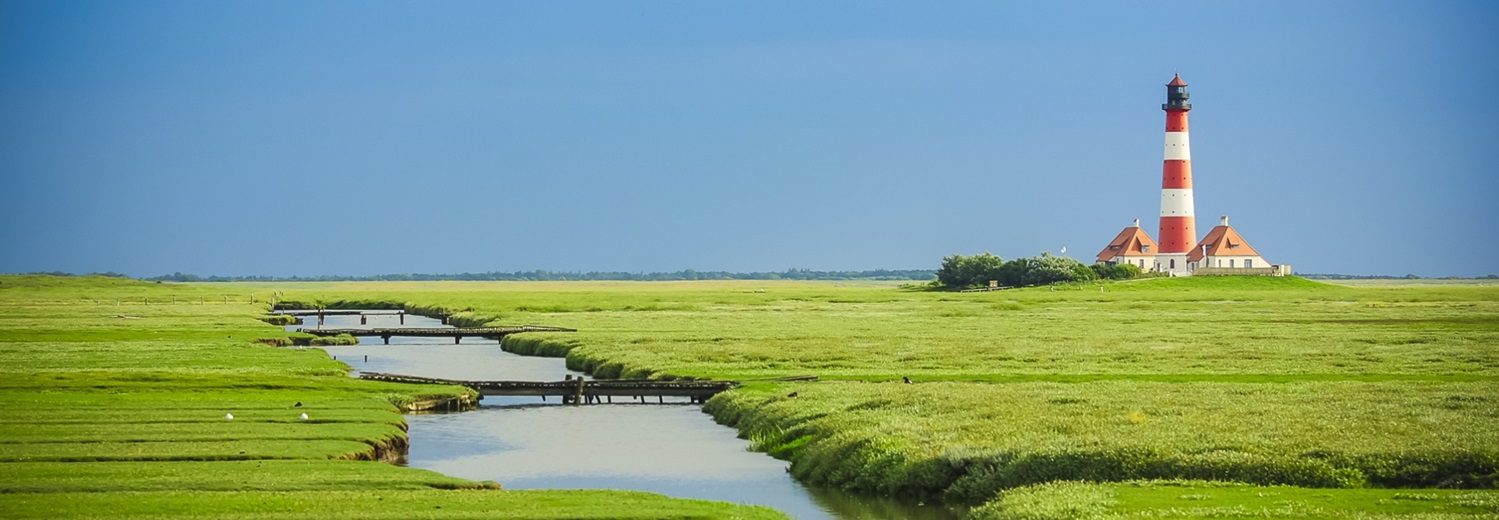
[{"xmin": 1158, "ymin": 73, "xmax": 1196, "ymax": 256}]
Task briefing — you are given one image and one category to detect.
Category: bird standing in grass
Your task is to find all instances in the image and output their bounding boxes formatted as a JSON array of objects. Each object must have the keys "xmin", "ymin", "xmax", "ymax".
[
  {"xmin": 299, "ymin": 412, "xmax": 309, "ymax": 421},
  {"xmin": 225, "ymin": 413, "xmax": 234, "ymax": 421}
]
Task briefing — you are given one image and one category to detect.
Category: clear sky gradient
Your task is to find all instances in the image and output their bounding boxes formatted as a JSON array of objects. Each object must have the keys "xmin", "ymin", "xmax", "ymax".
[{"xmin": 2, "ymin": 1, "xmax": 1496, "ymax": 277}]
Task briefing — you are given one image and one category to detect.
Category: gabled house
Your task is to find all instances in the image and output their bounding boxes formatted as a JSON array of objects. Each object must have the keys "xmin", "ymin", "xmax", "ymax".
[
  {"xmin": 1096, "ymin": 218, "xmax": 1159, "ymax": 270},
  {"xmin": 1187, "ymin": 215, "xmax": 1272, "ymax": 272}
]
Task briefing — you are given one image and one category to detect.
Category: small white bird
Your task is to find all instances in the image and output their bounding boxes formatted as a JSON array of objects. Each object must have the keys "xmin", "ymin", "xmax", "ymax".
[
  {"xmin": 299, "ymin": 412, "xmax": 309, "ymax": 421},
  {"xmin": 225, "ymin": 413, "xmax": 234, "ymax": 421}
]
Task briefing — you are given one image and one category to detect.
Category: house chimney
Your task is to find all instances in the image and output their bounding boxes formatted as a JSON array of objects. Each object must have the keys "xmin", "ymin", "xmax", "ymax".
[
  {"xmin": 1220, "ymin": 215, "xmax": 1229, "ymax": 227},
  {"xmin": 1132, "ymin": 218, "xmax": 1141, "ymax": 228}
]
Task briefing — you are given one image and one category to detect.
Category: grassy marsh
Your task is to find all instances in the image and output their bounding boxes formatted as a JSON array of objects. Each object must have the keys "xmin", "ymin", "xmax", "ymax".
[
  {"xmin": 260, "ymin": 276, "xmax": 1498, "ymax": 516},
  {"xmin": 0, "ymin": 275, "xmax": 784, "ymax": 519}
]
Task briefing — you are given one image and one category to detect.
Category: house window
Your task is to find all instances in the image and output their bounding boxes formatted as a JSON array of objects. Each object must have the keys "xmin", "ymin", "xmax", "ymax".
[
  {"xmin": 1230, "ymin": 259, "xmax": 1236, "ymax": 268},
  {"xmin": 1246, "ymin": 259, "xmax": 1253, "ymax": 268},
  {"xmin": 1170, "ymin": 259, "xmax": 1176, "ymax": 269}
]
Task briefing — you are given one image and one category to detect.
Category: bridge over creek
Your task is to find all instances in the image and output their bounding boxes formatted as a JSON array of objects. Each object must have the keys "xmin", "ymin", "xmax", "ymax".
[
  {"xmin": 275, "ymin": 309, "xmax": 410, "ymax": 325},
  {"xmin": 298, "ymin": 325, "xmax": 577, "ymax": 344},
  {"xmin": 275, "ymin": 310, "xmax": 407, "ymax": 316},
  {"xmin": 360, "ymin": 372, "xmax": 739, "ymax": 404}
]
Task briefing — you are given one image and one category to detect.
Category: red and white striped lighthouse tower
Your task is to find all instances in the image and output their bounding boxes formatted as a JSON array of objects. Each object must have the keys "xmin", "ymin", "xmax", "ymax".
[{"xmin": 1157, "ymin": 73, "xmax": 1196, "ymax": 274}]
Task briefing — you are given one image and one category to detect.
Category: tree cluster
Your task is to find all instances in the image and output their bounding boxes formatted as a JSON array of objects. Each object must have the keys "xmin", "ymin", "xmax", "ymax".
[{"xmin": 936, "ymin": 253, "xmax": 1141, "ymax": 289}]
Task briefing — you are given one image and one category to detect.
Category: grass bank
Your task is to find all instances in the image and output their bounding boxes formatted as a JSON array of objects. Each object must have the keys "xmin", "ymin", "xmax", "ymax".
[
  {"xmin": 255, "ymin": 277, "xmax": 1499, "ymax": 517},
  {"xmin": 0, "ymin": 275, "xmax": 783, "ymax": 519},
  {"xmin": 971, "ymin": 480, "xmax": 1499, "ymax": 519}
]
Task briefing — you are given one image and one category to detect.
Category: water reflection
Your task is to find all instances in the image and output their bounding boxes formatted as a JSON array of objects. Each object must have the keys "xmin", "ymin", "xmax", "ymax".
[{"xmin": 295, "ymin": 313, "xmax": 962, "ymax": 520}]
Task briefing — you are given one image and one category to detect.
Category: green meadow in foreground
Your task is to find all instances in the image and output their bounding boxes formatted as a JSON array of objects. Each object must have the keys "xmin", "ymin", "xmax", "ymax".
[
  {"xmin": 0, "ymin": 275, "xmax": 783, "ymax": 519},
  {"xmin": 262, "ymin": 276, "xmax": 1499, "ymax": 517},
  {"xmin": 971, "ymin": 480, "xmax": 1499, "ymax": 520}
]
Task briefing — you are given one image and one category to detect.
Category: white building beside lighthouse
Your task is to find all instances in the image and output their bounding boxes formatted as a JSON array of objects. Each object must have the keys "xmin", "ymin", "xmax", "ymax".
[
  {"xmin": 1187, "ymin": 216, "xmax": 1288, "ymax": 275},
  {"xmin": 1096, "ymin": 218, "xmax": 1159, "ymax": 270}
]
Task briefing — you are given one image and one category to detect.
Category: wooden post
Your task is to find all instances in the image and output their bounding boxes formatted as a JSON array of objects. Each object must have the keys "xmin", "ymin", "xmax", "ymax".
[
  {"xmin": 382, "ymin": 335, "xmax": 390, "ymax": 345},
  {"xmin": 573, "ymin": 378, "xmax": 585, "ymax": 405},
  {"xmin": 563, "ymin": 375, "xmax": 574, "ymax": 404},
  {"xmin": 454, "ymin": 336, "xmax": 461, "ymax": 344},
  {"xmin": 399, "ymin": 312, "xmax": 405, "ymax": 325},
  {"xmin": 360, "ymin": 315, "xmax": 367, "ymax": 325}
]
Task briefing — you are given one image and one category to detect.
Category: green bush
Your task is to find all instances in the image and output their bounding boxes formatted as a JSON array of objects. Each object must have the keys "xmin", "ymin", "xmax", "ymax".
[
  {"xmin": 937, "ymin": 253, "xmax": 1006, "ymax": 289},
  {"xmin": 1090, "ymin": 262, "xmax": 1143, "ymax": 280},
  {"xmin": 937, "ymin": 253, "xmax": 1098, "ymax": 289}
]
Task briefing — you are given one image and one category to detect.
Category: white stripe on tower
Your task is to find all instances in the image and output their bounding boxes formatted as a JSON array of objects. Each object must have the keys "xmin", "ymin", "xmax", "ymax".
[
  {"xmin": 1163, "ymin": 131, "xmax": 1190, "ymax": 161},
  {"xmin": 1160, "ymin": 189, "xmax": 1194, "ymax": 216}
]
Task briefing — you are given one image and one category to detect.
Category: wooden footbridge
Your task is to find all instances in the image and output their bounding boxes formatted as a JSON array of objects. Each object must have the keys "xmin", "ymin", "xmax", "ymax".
[
  {"xmin": 359, "ymin": 372, "xmax": 738, "ymax": 404},
  {"xmin": 298, "ymin": 325, "xmax": 576, "ymax": 344},
  {"xmin": 275, "ymin": 309, "xmax": 410, "ymax": 325},
  {"xmin": 276, "ymin": 310, "xmax": 407, "ymax": 316}
]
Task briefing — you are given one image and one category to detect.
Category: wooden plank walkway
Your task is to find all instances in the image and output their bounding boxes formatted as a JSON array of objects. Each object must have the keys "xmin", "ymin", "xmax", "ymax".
[
  {"xmin": 359, "ymin": 372, "xmax": 737, "ymax": 404},
  {"xmin": 274, "ymin": 309, "xmax": 406, "ymax": 316},
  {"xmin": 275, "ymin": 309, "xmax": 409, "ymax": 325},
  {"xmin": 298, "ymin": 325, "xmax": 576, "ymax": 344}
]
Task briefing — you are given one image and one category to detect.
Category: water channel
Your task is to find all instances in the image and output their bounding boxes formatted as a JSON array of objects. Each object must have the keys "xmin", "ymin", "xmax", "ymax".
[{"xmin": 291, "ymin": 313, "xmax": 963, "ymax": 519}]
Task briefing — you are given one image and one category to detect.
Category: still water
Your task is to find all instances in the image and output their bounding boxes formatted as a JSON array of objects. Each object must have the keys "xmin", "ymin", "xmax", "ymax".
[{"xmin": 297, "ymin": 313, "xmax": 962, "ymax": 519}]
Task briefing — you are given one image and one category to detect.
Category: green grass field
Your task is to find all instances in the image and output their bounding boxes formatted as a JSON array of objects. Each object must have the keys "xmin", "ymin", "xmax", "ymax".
[
  {"xmin": 4, "ymin": 275, "xmax": 1496, "ymax": 518},
  {"xmin": 253, "ymin": 276, "xmax": 1499, "ymax": 517},
  {"xmin": 0, "ymin": 275, "xmax": 784, "ymax": 519},
  {"xmin": 971, "ymin": 480, "xmax": 1499, "ymax": 519}
]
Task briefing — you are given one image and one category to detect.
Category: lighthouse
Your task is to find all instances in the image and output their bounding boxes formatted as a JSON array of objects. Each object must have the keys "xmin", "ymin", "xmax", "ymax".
[
  {"xmin": 1156, "ymin": 73, "xmax": 1196, "ymax": 274},
  {"xmin": 1096, "ymin": 74, "xmax": 1288, "ymax": 276}
]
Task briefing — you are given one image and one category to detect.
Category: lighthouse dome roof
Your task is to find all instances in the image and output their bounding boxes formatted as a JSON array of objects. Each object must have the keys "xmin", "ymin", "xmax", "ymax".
[{"xmin": 1167, "ymin": 73, "xmax": 1187, "ymax": 87}]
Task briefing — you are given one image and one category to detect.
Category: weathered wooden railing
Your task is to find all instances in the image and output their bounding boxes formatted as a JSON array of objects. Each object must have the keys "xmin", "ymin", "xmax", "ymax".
[
  {"xmin": 359, "ymin": 372, "xmax": 738, "ymax": 404},
  {"xmin": 274, "ymin": 309, "xmax": 408, "ymax": 325},
  {"xmin": 297, "ymin": 325, "xmax": 576, "ymax": 344}
]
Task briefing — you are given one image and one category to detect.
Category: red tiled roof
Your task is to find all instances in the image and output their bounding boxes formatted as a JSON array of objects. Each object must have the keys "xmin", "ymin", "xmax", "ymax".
[
  {"xmin": 1168, "ymin": 73, "xmax": 1187, "ymax": 86},
  {"xmin": 1096, "ymin": 226, "xmax": 1159, "ymax": 263},
  {"xmin": 1188, "ymin": 224, "xmax": 1262, "ymax": 262}
]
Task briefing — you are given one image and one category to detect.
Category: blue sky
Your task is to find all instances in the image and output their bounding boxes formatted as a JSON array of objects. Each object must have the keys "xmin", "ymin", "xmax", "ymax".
[{"xmin": 2, "ymin": 1, "xmax": 1495, "ymax": 277}]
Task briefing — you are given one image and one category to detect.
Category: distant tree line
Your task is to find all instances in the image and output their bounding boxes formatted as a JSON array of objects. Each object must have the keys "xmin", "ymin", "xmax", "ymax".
[
  {"xmin": 1300, "ymin": 273, "xmax": 1499, "ymax": 280},
  {"xmin": 145, "ymin": 268, "xmax": 937, "ymax": 283},
  {"xmin": 15, "ymin": 271, "xmax": 130, "ymax": 278},
  {"xmin": 935, "ymin": 253, "xmax": 1142, "ymax": 289}
]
